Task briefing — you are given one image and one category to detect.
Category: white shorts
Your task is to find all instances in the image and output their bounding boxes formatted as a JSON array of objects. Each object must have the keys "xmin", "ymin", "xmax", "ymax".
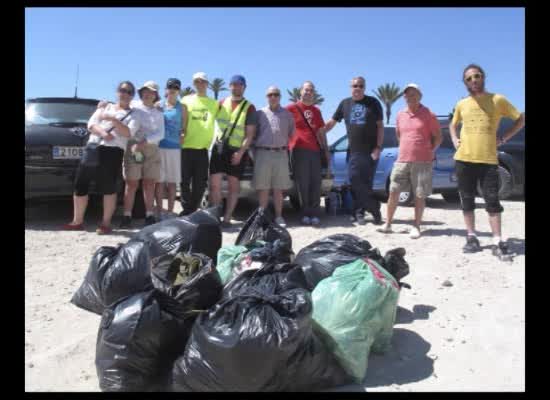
[{"xmin": 158, "ymin": 148, "xmax": 182, "ymax": 184}]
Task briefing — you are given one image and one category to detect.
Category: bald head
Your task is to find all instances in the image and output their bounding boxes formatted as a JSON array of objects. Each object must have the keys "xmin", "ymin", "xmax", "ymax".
[{"xmin": 300, "ymin": 81, "xmax": 315, "ymax": 105}]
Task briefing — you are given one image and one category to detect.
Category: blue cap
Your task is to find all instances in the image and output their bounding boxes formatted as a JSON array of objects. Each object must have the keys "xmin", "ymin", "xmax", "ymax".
[{"xmin": 230, "ymin": 75, "xmax": 246, "ymax": 86}]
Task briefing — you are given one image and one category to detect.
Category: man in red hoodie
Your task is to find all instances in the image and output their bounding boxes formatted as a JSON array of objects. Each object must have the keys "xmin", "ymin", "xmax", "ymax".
[{"xmin": 286, "ymin": 81, "xmax": 330, "ymax": 226}]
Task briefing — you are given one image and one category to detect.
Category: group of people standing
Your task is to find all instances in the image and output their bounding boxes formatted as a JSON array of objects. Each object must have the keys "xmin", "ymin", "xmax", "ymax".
[{"xmin": 62, "ymin": 64, "xmax": 524, "ymax": 258}]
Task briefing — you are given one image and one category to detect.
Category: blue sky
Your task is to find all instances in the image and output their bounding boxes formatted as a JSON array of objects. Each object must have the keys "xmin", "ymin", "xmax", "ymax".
[{"xmin": 25, "ymin": 7, "xmax": 524, "ymax": 143}]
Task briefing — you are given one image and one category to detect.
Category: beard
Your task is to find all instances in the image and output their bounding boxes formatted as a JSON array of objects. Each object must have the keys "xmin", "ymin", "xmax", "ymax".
[{"xmin": 466, "ymin": 82, "xmax": 485, "ymax": 95}]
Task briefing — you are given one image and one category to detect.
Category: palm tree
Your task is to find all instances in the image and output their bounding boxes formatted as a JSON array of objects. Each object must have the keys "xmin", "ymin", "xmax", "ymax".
[
  {"xmin": 372, "ymin": 83, "xmax": 403, "ymax": 124},
  {"xmin": 286, "ymin": 87, "xmax": 325, "ymax": 106},
  {"xmin": 180, "ymin": 86, "xmax": 195, "ymax": 97},
  {"xmin": 208, "ymin": 78, "xmax": 228, "ymax": 100}
]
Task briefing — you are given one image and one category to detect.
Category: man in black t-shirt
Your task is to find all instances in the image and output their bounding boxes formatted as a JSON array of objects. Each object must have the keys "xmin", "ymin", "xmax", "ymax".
[{"xmin": 322, "ymin": 76, "xmax": 384, "ymax": 225}]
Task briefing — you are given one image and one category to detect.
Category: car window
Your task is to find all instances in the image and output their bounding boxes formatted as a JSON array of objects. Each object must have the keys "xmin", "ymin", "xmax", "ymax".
[
  {"xmin": 25, "ymin": 102, "xmax": 97, "ymax": 125},
  {"xmin": 383, "ymin": 127, "xmax": 398, "ymax": 148},
  {"xmin": 333, "ymin": 136, "xmax": 348, "ymax": 152},
  {"xmin": 499, "ymin": 117, "xmax": 524, "ymax": 143},
  {"xmin": 441, "ymin": 128, "xmax": 454, "ymax": 149}
]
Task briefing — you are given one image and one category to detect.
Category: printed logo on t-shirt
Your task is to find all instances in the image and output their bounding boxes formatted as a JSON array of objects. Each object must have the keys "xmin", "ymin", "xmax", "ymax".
[
  {"xmin": 350, "ymin": 103, "xmax": 367, "ymax": 125},
  {"xmin": 304, "ymin": 109, "xmax": 313, "ymax": 124}
]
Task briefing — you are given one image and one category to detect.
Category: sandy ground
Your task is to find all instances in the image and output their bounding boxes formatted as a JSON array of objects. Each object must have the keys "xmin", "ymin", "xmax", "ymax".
[{"xmin": 25, "ymin": 194, "xmax": 525, "ymax": 392}]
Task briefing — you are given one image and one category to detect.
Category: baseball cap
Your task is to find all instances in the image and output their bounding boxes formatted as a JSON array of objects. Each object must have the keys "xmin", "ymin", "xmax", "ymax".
[
  {"xmin": 403, "ymin": 83, "xmax": 422, "ymax": 96},
  {"xmin": 166, "ymin": 78, "xmax": 181, "ymax": 90},
  {"xmin": 192, "ymin": 72, "xmax": 208, "ymax": 83},
  {"xmin": 138, "ymin": 81, "xmax": 160, "ymax": 102},
  {"xmin": 230, "ymin": 75, "xmax": 246, "ymax": 86}
]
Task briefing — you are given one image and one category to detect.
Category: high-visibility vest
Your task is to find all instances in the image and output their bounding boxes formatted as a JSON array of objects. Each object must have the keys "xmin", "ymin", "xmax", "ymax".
[{"xmin": 216, "ymin": 97, "xmax": 251, "ymax": 148}]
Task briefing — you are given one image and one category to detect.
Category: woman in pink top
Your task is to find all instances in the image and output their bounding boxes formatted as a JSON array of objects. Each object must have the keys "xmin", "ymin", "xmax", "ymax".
[{"xmin": 377, "ymin": 83, "xmax": 442, "ymax": 239}]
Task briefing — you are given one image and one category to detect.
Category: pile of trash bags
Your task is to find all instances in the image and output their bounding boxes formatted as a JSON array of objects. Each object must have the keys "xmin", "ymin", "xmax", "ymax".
[{"xmin": 71, "ymin": 207, "xmax": 410, "ymax": 392}]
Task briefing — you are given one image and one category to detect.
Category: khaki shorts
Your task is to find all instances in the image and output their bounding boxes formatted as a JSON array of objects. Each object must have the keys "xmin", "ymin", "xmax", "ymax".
[
  {"xmin": 124, "ymin": 143, "xmax": 161, "ymax": 181},
  {"xmin": 252, "ymin": 149, "xmax": 292, "ymax": 190},
  {"xmin": 389, "ymin": 161, "xmax": 433, "ymax": 198}
]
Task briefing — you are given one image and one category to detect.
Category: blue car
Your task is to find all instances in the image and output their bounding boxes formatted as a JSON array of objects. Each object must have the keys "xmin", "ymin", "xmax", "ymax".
[{"xmin": 329, "ymin": 120, "xmax": 459, "ymax": 206}]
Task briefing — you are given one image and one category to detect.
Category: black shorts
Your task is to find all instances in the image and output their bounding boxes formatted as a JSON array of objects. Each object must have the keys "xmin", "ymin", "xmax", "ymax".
[
  {"xmin": 209, "ymin": 145, "xmax": 245, "ymax": 179},
  {"xmin": 455, "ymin": 160, "xmax": 503, "ymax": 214},
  {"xmin": 74, "ymin": 145, "xmax": 124, "ymax": 196}
]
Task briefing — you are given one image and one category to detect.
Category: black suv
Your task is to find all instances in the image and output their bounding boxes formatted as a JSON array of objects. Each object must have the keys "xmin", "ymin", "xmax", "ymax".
[{"xmin": 25, "ymin": 97, "xmax": 108, "ymax": 199}]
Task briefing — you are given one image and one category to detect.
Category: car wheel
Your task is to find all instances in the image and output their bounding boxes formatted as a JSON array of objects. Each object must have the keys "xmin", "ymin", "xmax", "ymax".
[
  {"xmin": 442, "ymin": 191, "xmax": 460, "ymax": 203},
  {"xmin": 289, "ymin": 195, "xmax": 302, "ymax": 212},
  {"xmin": 398, "ymin": 190, "xmax": 415, "ymax": 207},
  {"xmin": 476, "ymin": 164, "xmax": 513, "ymax": 200}
]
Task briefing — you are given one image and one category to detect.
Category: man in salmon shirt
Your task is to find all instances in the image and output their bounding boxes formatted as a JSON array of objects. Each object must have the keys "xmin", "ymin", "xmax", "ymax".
[
  {"xmin": 377, "ymin": 83, "xmax": 442, "ymax": 239},
  {"xmin": 286, "ymin": 81, "xmax": 330, "ymax": 226}
]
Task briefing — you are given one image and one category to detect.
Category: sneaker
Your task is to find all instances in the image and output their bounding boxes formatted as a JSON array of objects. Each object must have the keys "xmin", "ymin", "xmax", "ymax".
[
  {"xmin": 349, "ymin": 214, "xmax": 357, "ymax": 223},
  {"xmin": 492, "ymin": 241, "xmax": 513, "ymax": 261},
  {"xmin": 144, "ymin": 215, "xmax": 156, "ymax": 226},
  {"xmin": 275, "ymin": 217, "xmax": 287, "ymax": 228},
  {"xmin": 311, "ymin": 217, "xmax": 320, "ymax": 226},
  {"xmin": 376, "ymin": 224, "xmax": 393, "ymax": 234},
  {"xmin": 355, "ymin": 211, "xmax": 366, "ymax": 225},
  {"xmin": 119, "ymin": 216, "xmax": 132, "ymax": 229},
  {"xmin": 463, "ymin": 235, "xmax": 482, "ymax": 253},
  {"xmin": 96, "ymin": 225, "xmax": 112, "ymax": 235},
  {"xmin": 301, "ymin": 216, "xmax": 312, "ymax": 225},
  {"xmin": 61, "ymin": 223, "xmax": 84, "ymax": 231},
  {"xmin": 221, "ymin": 220, "xmax": 232, "ymax": 229},
  {"xmin": 409, "ymin": 226, "xmax": 421, "ymax": 239},
  {"xmin": 371, "ymin": 210, "xmax": 383, "ymax": 225}
]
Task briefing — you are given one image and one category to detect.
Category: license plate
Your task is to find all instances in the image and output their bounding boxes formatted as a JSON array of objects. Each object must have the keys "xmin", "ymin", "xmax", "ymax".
[{"xmin": 52, "ymin": 146, "xmax": 84, "ymax": 160}]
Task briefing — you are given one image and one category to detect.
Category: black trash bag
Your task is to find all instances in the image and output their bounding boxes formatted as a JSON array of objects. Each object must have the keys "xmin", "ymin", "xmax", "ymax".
[
  {"xmin": 235, "ymin": 208, "xmax": 293, "ymax": 261},
  {"xmin": 96, "ymin": 253, "xmax": 222, "ymax": 392},
  {"xmin": 133, "ymin": 207, "xmax": 222, "ymax": 264},
  {"xmin": 295, "ymin": 234, "xmax": 410, "ymax": 291},
  {"xmin": 151, "ymin": 252, "xmax": 223, "ymax": 316},
  {"xmin": 172, "ymin": 263, "xmax": 351, "ymax": 392},
  {"xmin": 295, "ymin": 234, "xmax": 373, "ymax": 291},
  {"xmin": 70, "ymin": 246, "xmax": 119, "ymax": 315},
  {"xmin": 71, "ymin": 209, "xmax": 222, "ymax": 315}
]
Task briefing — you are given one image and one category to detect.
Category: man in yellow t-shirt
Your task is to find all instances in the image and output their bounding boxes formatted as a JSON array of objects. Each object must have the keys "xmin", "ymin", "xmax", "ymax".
[
  {"xmin": 178, "ymin": 72, "xmax": 221, "ymax": 216},
  {"xmin": 449, "ymin": 64, "xmax": 525, "ymax": 259}
]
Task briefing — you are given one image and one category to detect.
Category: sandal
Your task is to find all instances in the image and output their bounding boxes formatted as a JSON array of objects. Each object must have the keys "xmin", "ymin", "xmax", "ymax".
[
  {"xmin": 61, "ymin": 223, "xmax": 84, "ymax": 231},
  {"xmin": 96, "ymin": 225, "xmax": 113, "ymax": 235}
]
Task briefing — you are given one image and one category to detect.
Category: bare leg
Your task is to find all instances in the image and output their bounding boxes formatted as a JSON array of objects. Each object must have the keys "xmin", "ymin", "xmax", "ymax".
[
  {"xmin": 385, "ymin": 191, "xmax": 400, "ymax": 227},
  {"xmin": 70, "ymin": 194, "xmax": 88, "ymax": 225},
  {"xmin": 463, "ymin": 211, "xmax": 476, "ymax": 235},
  {"xmin": 167, "ymin": 183, "xmax": 177, "ymax": 212},
  {"xmin": 101, "ymin": 193, "xmax": 117, "ymax": 227},
  {"xmin": 414, "ymin": 197, "xmax": 426, "ymax": 228},
  {"xmin": 488, "ymin": 212, "xmax": 502, "ymax": 238},
  {"xmin": 209, "ymin": 173, "xmax": 223, "ymax": 207},
  {"xmin": 273, "ymin": 190, "xmax": 284, "ymax": 219},
  {"xmin": 257, "ymin": 190, "xmax": 270, "ymax": 210},
  {"xmin": 123, "ymin": 180, "xmax": 139, "ymax": 214},
  {"xmin": 224, "ymin": 176, "xmax": 240, "ymax": 222},
  {"xmin": 155, "ymin": 183, "xmax": 164, "ymax": 215},
  {"xmin": 142, "ymin": 179, "xmax": 156, "ymax": 214}
]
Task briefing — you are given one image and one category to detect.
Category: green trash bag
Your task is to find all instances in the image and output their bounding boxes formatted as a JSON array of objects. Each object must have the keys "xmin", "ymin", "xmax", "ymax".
[
  {"xmin": 311, "ymin": 257, "xmax": 400, "ymax": 383},
  {"xmin": 216, "ymin": 245, "xmax": 249, "ymax": 285}
]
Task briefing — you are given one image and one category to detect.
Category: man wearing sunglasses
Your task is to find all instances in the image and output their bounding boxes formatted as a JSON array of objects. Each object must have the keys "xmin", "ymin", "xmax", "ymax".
[
  {"xmin": 450, "ymin": 64, "xmax": 525, "ymax": 260},
  {"xmin": 322, "ymin": 76, "xmax": 384, "ymax": 225},
  {"xmin": 253, "ymin": 86, "xmax": 296, "ymax": 228},
  {"xmin": 209, "ymin": 75, "xmax": 257, "ymax": 227}
]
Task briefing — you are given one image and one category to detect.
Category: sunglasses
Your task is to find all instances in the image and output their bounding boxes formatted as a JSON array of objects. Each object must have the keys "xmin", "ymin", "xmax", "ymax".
[
  {"xmin": 352, "ymin": 84, "xmax": 365, "ymax": 89},
  {"xmin": 465, "ymin": 73, "xmax": 482, "ymax": 82},
  {"xmin": 118, "ymin": 88, "xmax": 134, "ymax": 95},
  {"xmin": 167, "ymin": 85, "xmax": 181, "ymax": 91},
  {"xmin": 267, "ymin": 93, "xmax": 280, "ymax": 97}
]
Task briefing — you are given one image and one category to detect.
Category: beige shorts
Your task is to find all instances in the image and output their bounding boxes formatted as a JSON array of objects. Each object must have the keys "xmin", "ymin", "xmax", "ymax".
[
  {"xmin": 252, "ymin": 149, "xmax": 292, "ymax": 190},
  {"xmin": 389, "ymin": 161, "xmax": 433, "ymax": 198},
  {"xmin": 158, "ymin": 148, "xmax": 181, "ymax": 184},
  {"xmin": 124, "ymin": 143, "xmax": 161, "ymax": 181}
]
